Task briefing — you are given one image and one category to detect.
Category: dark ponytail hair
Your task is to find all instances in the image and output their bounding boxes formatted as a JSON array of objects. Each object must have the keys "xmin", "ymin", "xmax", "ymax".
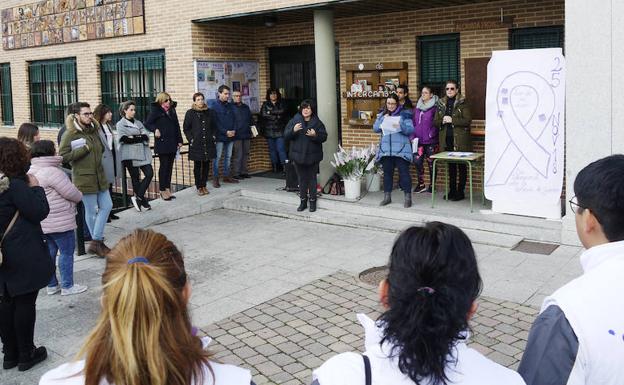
[{"xmin": 380, "ymin": 222, "xmax": 482, "ymax": 385}]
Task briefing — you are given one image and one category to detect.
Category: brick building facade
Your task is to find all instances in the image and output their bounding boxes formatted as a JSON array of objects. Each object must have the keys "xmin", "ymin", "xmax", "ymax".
[{"xmin": 0, "ymin": 0, "xmax": 564, "ymax": 191}]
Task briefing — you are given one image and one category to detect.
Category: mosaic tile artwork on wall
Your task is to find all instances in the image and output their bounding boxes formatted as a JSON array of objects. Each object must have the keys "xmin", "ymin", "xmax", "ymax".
[{"xmin": 1, "ymin": 0, "xmax": 144, "ymax": 50}]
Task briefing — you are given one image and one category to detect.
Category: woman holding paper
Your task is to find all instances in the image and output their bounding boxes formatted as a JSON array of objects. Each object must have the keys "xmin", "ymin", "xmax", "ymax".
[
  {"xmin": 411, "ymin": 86, "xmax": 439, "ymax": 193},
  {"xmin": 373, "ymin": 93, "xmax": 415, "ymax": 208}
]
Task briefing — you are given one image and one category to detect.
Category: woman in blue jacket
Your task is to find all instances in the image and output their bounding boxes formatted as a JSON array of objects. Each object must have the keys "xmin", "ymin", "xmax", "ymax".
[{"xmin": 373, "ymin": 93, "xmax": 415, "ymax": 208}]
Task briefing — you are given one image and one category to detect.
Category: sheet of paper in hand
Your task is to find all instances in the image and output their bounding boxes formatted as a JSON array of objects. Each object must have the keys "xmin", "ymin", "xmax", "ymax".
[
  {"xmin": 411, "ymin": 138, "xmax": 419, "ymax": 153},
  {"xmin": 70, "ymin": 138, "xmax": 87, "ymax": 150},
  {"xmin": 380, "ymin": 116, "xmax": 401, "ymax": 136}
]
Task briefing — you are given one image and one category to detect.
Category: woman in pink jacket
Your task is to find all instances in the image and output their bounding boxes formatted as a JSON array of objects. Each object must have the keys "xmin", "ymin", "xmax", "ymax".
[{"xmin": 29, "ymin": 140, "xmax": 87, "ymax": 296}]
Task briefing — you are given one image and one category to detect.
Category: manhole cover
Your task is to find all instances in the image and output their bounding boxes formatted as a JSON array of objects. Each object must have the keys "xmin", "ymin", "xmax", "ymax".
[
  {"xmin": 359, "ymin": 266, "xmax": 388, "ymax": 286},
  {"xmin": 512, "ymin": 240, "xmax": 559, "ymax": 255}
]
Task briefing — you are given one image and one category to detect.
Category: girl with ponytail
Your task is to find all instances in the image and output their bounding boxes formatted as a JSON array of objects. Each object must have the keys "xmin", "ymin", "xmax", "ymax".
[
  {"xmin": 312, "ymin": 222, "xmax": 526, "ymax": 385},
  {"xmin": 40, "ymin": 229, "xmax": 254, "ymax": 385}
]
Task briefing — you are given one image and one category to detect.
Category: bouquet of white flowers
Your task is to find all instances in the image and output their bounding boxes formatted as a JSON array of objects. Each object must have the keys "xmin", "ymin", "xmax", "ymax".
[{"xmin": 330, "ymin": 145, "xmax": 371, "ymax": 181}]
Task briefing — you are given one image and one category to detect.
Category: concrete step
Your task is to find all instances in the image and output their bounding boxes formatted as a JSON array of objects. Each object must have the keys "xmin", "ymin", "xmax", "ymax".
[
  {"xmin": 238, "ymin": 189, "xmax": 561, "ymax": 244},
  {"xmin": 223, "ymin": 195, "xmax": 524, "ymax": 248}
]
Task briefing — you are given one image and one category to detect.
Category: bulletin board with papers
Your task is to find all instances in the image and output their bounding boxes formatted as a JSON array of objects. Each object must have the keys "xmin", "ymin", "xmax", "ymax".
[{"xmin": 194, "ymin": 60, "xmax": 260, "ymax": 113}]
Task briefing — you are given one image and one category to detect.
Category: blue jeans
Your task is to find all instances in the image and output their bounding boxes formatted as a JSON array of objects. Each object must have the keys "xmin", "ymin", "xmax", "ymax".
[
  {"xmin": 267, "ymin": 137, "xmax": 287, "ymax": 165},
  {"xmin": 45, "ymin": 230, "xmax": 76, "ymax": 289},
  {"xmin": 381, "ymin": 156, "xmax": 412, "ymax": 193},
  {"xmin": 213, "ymin": 141, "xmax": 233, "ymax": 177},
  {"xmin": 82, "ymin": 190, "xmax": 112, "ymax": 241}
]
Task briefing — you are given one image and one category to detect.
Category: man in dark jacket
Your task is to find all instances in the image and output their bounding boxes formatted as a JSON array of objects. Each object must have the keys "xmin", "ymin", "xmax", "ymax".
[
  {"xmin": 231, "ymin": 90, "xmax": 253, "ymax": 180},
  {"xmin": 183, "ymin": 92, "xmax": 217, "ymax": 195},
  {"xmin": 207, "ymin": 85, "xmax": 238, "ymax": 186}
]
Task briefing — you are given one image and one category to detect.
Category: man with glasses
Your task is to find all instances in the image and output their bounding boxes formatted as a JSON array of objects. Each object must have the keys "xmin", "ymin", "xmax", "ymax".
[
  {"xmin": 519, "ymin": 154, "xmax": 624, "ymax": 385},
  {"xmin": 59, "ymin": 102, "xmax": 112, "ymax": 257},
  {"xmin": 231, "ymin": 91, "xmax": 253, "ymax": 180},
  {"xmin": 434, "ymin": 80, "xmax": 472, "ymax": 201},
  {"xmin": 208, "ymin": 85, "xmax": 238, "ymax": 186}
]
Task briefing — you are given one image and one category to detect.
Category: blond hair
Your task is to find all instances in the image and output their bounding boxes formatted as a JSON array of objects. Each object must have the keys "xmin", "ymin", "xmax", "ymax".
[
  {"xmin": 154, "ymin": 92, "xmax": 171, "ymax": 105},
  {"xmin": 78, "ymin": 229, "xmax": 211, "ymax": 385}
]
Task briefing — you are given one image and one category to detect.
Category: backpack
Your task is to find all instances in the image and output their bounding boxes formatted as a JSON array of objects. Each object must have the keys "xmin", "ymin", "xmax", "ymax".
[{"xmin": 323, "ymin": 173, "xmax": 344, "ymax": 195}]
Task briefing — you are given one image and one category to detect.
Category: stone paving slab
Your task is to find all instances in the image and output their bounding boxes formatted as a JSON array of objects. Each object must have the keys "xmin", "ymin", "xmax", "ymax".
[{"xmin": 202, "ymin": 272, "xmax": 539, "ymax": 385}]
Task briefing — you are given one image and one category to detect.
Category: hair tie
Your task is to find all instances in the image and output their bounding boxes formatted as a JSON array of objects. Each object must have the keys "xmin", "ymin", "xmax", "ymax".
[
  {"xmin": 128, "ymin": 256, "xmax": 149, "ymax": 265},
  {"xmin": 416, "ymin": 287, "xmax": 435, "ymax": 296}
]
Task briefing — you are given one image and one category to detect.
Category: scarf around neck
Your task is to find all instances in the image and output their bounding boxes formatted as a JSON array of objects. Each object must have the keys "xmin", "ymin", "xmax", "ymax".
[{"xmin": 417, "ymin": 95, "xmax": 439, "ymax": 112}]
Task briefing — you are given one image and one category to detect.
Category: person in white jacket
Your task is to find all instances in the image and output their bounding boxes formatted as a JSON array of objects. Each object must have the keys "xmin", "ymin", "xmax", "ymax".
[
  {"xmin": 519, "ymin": 154, "xmax": 624, "ymax": 385},
  {"xmin": 29, "ymin": 140, "xmax": 87, "ymax": 296},
  {"xmin": 39, "ymin": 229, "xmax": 255, "ymax": 385},
  {"xmin": 312, "ymin": 222, "xmax": 526, "ymax": 385}
]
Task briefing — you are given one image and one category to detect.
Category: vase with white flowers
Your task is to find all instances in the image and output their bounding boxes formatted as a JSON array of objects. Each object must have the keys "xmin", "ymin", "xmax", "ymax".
[{"xmin": 330, "ymin": 145, "xmax": 372, "ymax": 199}]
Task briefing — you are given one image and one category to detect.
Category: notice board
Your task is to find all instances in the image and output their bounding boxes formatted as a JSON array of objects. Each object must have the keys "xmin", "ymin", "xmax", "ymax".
[{"xmin": 195, "ymin": 60, "xmax": 260, "ymax": 113}]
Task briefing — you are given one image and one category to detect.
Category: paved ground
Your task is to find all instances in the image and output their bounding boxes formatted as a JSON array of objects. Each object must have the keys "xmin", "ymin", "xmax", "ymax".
[{"xmin": 0, "ymin": 207, "xmax": 583, "ymax": 385}]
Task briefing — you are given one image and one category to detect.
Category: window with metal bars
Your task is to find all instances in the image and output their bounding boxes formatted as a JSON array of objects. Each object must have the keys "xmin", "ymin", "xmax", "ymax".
[
  {"xmin": 0, "ymin": 63, "xmax": 13, "ymax": 126},
  {"xmin": 418, "ymin": 33, "xmax": 460, "ymax": 97},
  {"xmin": 28, "ymin": 58, "xmax": 77, "ymax": 128},
  {"xmin": 100, "ymin": 50, "xmax": 165, "ymax": 123},
  {"xmin": 510, "ymin": 26, "xmax": 564, "ymax": 50}
]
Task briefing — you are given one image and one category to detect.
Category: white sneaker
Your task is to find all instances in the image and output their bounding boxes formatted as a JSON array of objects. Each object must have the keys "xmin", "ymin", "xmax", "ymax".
[
  {"xmin": 61, "ymin": 284, "xmax": 88, "ymax": 296},
  {"xmin": 131, "ymin": 196, "xmax": 141, "ymax": 212},
  {"xmin": 46, "ymin": 285, "xmax": 60, "ymax": 295}
]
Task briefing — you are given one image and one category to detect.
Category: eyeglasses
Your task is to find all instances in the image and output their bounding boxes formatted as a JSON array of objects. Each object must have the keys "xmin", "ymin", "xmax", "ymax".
[
  {"xmin": 163, "ymin": 99, "xmax": 170, "ymax": 103},
  {"xmin": 386, "ymin": 102, "xmax": 397, "ymax": 105},
  {"xmin": 446, "ymin": 87, "xmax": 456, "ymax": 91},
  {"xmin": 568, "ymin": 196, "xmax": 585, "ymax": 214}
]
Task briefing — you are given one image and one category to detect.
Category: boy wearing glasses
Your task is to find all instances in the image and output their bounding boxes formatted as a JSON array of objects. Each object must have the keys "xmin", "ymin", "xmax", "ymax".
[
  {"xmin": 519, "ymin": 155, "xmax": 624, "ymax": 385},
  {"xmin": 59, "ymin": 102, "xmax": 112, "ymax": 257},
  {"xmin": 433, "ymin": 80, "xmax": 472, "ymax": 201}
]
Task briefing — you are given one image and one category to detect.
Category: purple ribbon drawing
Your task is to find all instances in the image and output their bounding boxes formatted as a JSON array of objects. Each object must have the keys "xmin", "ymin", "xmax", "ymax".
[{"xmin": 486, "ymin": 71, "xmax": 555, "ymax": 187}]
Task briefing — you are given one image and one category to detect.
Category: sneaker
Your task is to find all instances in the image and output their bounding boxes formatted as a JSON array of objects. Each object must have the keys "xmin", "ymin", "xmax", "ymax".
[
  {"xmin": 17, "ymin": 346, "xmax": 47, "ymax": 372},
  {"xmin": 414, "ymin": 184, "xmax": 427, "ymax": 193},
  {"xmin": 61, "ymin": 284, "xmax": 88, "ymax": 296},
  {"xmin": 140, "ymin": 198, "xmax": 151, "ymax": 210},
  {"xmin": 131, "ymin": 196, "xmax": 141, "ymax": 212},
  {"xmin": 426, "ymin": 186, "xmax": 433, "ymax": 193},
  {"xmin": 46, "ymin": 285, "xmax": 60, "ymax": 295}
]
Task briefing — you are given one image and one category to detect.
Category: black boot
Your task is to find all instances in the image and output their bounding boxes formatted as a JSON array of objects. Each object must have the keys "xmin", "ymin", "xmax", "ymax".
[
  {"xmin": 297, "ymin": 198, "xmax": 308, "ymax": 212},
  {"xmin": 309, "ymin": 199, "xmax": 317, "ymax": 212},
  {"xmin": 404, "ymin": 192, "xmax": 412, "ymax": 208},
  {"xmin": 18, "ymin": 346, "xmax": 47, "ymax": 372},
  {"xmin": 379, "ymin": 192, "xmax": 392, "ymax": 206}
]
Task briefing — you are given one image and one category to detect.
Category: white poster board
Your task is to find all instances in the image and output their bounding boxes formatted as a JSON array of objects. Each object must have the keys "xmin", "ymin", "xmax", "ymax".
[
  {"xmin": 195, "ymin": 60, "xmax": 260, "ymax": 113},
  {"xmin": 484, "ymin": 48, "xmax": 565, "ymax": 219}
]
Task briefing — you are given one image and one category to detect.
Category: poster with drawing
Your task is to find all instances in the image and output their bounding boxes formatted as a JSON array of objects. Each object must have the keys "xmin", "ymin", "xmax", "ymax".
[
  {"xmin": 484, "ymin": 48, "xmax": 565, "ymax": 219},
  {"xmin": 195, "ymin": 60, "xmax": 260, "ymax": 113}
]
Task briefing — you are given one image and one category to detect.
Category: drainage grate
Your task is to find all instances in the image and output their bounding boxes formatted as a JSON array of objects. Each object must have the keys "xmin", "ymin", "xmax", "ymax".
[
  {"xmin": 359, "ymin": 266, "xmax": 388, "ymax": 286},
  {"xmin": 512, "ymin": 240, "xmax": 559, "ymax": 255}
]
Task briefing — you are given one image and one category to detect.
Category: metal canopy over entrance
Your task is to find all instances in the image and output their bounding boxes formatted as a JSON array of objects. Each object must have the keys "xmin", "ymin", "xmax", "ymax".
[{"xmin": 192, "ymin": 0, "xmax": 500, "ymax": 26}]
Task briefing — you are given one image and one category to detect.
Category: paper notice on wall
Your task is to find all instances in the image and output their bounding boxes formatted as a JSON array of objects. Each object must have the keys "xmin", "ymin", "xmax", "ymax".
[
  {"xmin": 195, "ymin": 60, "xmax": 260, "ymax": 113},
  {"xmin": 484, "ymin": 48, "xmax": 565, "ymax": 218}
]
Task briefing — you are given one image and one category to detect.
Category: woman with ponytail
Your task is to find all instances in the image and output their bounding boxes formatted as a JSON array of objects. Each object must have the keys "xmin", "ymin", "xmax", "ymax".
[
  {"xmin": 312, "ymin": 222, "xmax": 526, "ymax": 385},
  {"xmin": 40, "ymin": 229, "xmax": 254, "ymax": 385}
]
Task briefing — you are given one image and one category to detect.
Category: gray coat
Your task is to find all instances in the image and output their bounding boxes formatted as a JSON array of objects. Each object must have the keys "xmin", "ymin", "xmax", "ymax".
[
  {"xmin": 98, "ymin": 123, "xmax": 117, "ymax": 184},
  {"xmin": 116, "ymin": 118, "xmax": 152, "ymax": 167}
]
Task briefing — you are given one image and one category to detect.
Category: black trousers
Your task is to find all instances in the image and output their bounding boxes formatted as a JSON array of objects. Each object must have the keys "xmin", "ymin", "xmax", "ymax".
[
  {"xmin": 294, "ymin": 162, "xmax": 318, "ymax": 200},
  {"xmin": 448, "ymin": 163, "xmax": 467, "ymax": 193},
  {"xmin": 122, "ymin": 161, "xmax": 154, "ymax": 200},
  {"xmin": 0, "ymin": 290, "xmax": 39, "ymax": 361},
  {"xmin": 193, "ymin": 160, "xmax": 210, "ymax": 188},
  {"xmin": 158, "ymin": 153, "xmax": 175, "ymax": 191}
]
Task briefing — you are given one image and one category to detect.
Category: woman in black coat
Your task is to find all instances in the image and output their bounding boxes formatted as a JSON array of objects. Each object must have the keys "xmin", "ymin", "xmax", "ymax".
[
  {"xmin": 0, "ymin": 137, "xmax": 53, "ymax": 371},
  {"xmin": 144, "ymin": 92, "xmax": 183, "ymax": 201},
  {"xmin": 260, "ymin": 88, "xmax": 288, "ymax": 172},
  {"xmin": 283, "ymin": 100, "xmax": 328, "ymax": 213},
  {"xmin": 183, "ymin": 92, "xmax": 217, "ymax": 196}
]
